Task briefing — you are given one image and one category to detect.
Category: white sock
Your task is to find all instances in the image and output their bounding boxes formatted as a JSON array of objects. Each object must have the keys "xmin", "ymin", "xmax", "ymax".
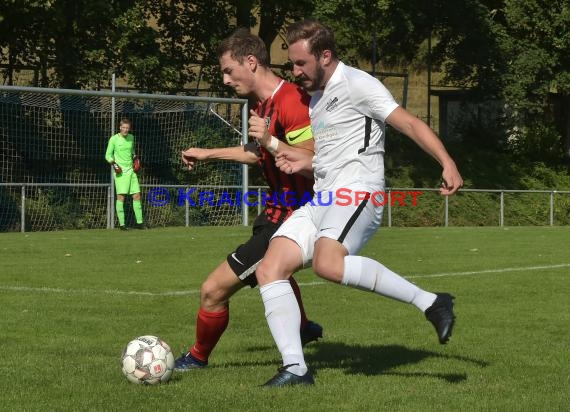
[
  {"xmin": 342, "ymin": 256, "xmax": 436, "ymax": 312},
  {"xmin": 260, "ymin": 280, "xmax": 307, "ymax": 376}
]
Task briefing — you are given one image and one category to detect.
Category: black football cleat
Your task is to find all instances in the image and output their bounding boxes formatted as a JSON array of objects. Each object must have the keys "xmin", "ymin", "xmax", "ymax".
[
  {"xmin": 425, "ymin": 293, "xmax": 456, "ymax": 344},
  {"xmin": 133, "ymin": 223, "xmax": 147, "ymax": 230},
  {"xmin": 119, "ymin": 225, "xmax": 128, "ymax": 231},
  {"xmin": 262, "ymin": 364, "xmax": 314, "ymax": 387},
  {"xmin": 301, "ymin": 321, "xmax": 323, "ymax": 347}
]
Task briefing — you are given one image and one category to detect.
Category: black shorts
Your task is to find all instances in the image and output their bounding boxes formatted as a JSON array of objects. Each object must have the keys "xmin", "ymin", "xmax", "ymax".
[{"xmin": 226, "ymin": 213, "xmax": 281, "ymax": 288}]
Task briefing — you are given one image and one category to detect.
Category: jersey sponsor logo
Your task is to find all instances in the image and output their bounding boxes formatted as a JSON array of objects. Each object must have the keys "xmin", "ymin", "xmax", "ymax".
[
  {"xmin": 313, "ymin": 126, "xmax": 338, "ymax": 141},
  {"xmin": 325, "ymin": 97, "xmax": 339, "ymax": 112}
]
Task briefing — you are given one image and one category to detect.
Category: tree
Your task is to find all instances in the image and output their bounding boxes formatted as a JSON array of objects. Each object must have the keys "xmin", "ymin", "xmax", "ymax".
[
  {"xmin": 3, "ymin": 0, "xmax": 567, "ymax": 164},
  {"xmin": 392, "ymin": 0, "xmax": 570, "ymax": 162},
  {"xmin": 0, "ymin": 0, "xmax": 53, "ymax": 86},
  {"xmin": 256, "ymin": 0, "xmax": 314, "ymax": 60},
  {"xmin": 498, "ymin": 0, "xmax": 570, "ymax": 160},
  {"xmin": 311, "ymin": 0, "xmax": 570, "ymax": 162}
]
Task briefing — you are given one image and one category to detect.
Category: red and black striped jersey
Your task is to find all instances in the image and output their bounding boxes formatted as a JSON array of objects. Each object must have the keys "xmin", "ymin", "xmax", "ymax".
[{"xmin": 253, "ymin": 80, "xmax": 314, "ymax": 224}]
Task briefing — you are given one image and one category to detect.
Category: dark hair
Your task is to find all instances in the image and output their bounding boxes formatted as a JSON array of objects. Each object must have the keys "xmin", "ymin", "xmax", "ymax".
[
  {"xmin": 286, "ymin": 20, "xmax": 337, "ymax": 59},
  {"xmin": 119, "ymin": 118, "xmax": 131, "ymax": 126},
  {"xmin": 217, "ymin": 28, "xmax": 270, "ymax": 66}
]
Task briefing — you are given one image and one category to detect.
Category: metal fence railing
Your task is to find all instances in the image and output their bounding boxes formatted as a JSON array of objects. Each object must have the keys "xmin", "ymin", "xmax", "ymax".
[
  {"xmin": 1, "ymin": 183, "xmax": 569, "ymax": 232},
  {"xmin": 384, "ymin": 188, "xmax": 570, "ymax": 227}
]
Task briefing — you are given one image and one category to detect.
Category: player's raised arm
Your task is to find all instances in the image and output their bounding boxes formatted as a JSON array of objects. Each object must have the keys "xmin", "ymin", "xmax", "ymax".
[{"xmin": 386, "ymin": 106, "xmax": 463, "ymax": 195}]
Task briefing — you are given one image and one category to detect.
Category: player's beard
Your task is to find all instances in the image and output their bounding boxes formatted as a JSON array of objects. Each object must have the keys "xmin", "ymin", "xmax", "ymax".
[{"xmin": 300, "ymin": 65, "xmax": 325, "ymax": 92}]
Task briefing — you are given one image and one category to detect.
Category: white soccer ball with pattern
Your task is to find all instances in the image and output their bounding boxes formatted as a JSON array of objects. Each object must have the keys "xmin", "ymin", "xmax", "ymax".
[{"xmin": 121, "ymin": 335, "xmax": 175, "ymax": 385}]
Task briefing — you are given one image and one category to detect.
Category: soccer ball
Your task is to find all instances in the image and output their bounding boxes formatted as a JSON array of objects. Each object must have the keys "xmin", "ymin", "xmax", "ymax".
[{"xmin": 121, "ymin": 335, "xmax": 175, "ymax": 385}]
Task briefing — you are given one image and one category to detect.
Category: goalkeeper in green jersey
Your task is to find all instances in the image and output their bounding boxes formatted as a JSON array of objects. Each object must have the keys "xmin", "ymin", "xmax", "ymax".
[{"xmin": 105, "ymin": 118, "xmax": 144, "ymax": 230}]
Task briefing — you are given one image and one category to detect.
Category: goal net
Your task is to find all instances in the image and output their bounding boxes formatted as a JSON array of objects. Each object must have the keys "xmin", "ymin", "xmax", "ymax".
[{"xmin": 0, "ymin": 88, "xmax": 247, "ymax": 231}]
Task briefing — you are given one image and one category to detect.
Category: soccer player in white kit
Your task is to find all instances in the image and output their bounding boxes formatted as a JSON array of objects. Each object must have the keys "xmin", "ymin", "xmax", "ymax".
[{"xmin": 254, "ymin": 20, "xmax": 464, "ymax": 387}]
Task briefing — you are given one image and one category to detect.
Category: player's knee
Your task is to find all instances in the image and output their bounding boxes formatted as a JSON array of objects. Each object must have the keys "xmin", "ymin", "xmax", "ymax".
[
  {"xmin": 200, "ymin": 279, "xmax": 229, "ymax": 310},
  {"xmin": 256, "ymin": 259, "xmax": 291, "ymax": 285},
  {"xmin": 312, "ymin": 256, "xmax": 344, "ymax": 283},
  {"xmin": 311, "ymin": 258, "xmax": 328, "ymax": 278},
  {"xmin": 255, "ymin": 260, "xmax": 272, "ymax": 285}
]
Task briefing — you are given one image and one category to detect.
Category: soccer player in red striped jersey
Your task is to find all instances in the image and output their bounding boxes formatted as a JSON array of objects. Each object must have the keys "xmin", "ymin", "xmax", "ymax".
[{"xmin": 175, "ymin": 29, "xmax": 322, "ymax": 371}]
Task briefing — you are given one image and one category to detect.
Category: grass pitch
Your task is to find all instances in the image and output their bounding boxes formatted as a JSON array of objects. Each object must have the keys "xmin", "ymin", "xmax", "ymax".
[{"xmin": 1, "ymin": 226, "xmax": 569, "ymax": 411}]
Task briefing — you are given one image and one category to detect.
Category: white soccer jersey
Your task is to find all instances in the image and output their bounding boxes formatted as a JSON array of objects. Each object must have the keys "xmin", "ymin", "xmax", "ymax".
[{"xmin": 310, "ymin": 62, "xmax": 399, "ymax": 192}]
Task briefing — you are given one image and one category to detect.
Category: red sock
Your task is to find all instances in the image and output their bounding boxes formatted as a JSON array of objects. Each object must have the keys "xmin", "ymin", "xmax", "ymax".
[
  {"xmin": 290, "ymin": 276, "xmax": 309, "ymax": 329},
  {"xmin": 189, "ymin": 307, "xmax": 229, "ymax": 363}
]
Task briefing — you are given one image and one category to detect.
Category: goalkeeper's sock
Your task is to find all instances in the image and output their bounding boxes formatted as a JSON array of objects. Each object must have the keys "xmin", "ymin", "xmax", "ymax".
[
  {"xmin": 341, "ymin": 255, "xmax": 436, "ymax": 312},
  {"xmin": 133, "ymin": 199, "xmax": 143, "ymax": 224},
  {"xmin": 289, "ymin": 276, "xmax": 309, "ymax": 329},
  {"xmin": 189, "ymin": 307, "xmax": 229, "ymax": 363},
  {"xmin": 115, "ymin": 200, "xmax": 125, "ymax": 226}
]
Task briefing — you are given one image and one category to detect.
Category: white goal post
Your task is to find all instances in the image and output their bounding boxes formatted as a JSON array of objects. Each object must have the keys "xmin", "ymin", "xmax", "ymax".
[{"xmin": 0, "ymin": 85, "xmax": 249, "ymax": 232}]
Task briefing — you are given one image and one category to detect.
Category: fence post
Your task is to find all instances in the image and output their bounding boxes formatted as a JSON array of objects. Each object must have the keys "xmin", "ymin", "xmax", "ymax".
[
  {"xmin": 109, "ymin": 73, "xmax": 116, "ymax": 229},
  {"xmin": 387, "ymin": 188, "xmax": 392, "ymax": 227},
  {"xmin": 500, "ymin": 191, "xmax": 504, "ymax": 227},
  {"xmin": 258, "ymin": 188, "xmax": 262, "ymax": 217},
  {"xmin": 550, "ymin": 191, "xmax": 555, "ymax": 226},
  {"xmin": 444, "ymin": 195, "xmax": 449, "ymax": 227},
  {"xmin": 241, "ymin": 102, "xmax": 249, "ymax": 226},
  {"xmin": 20, "ymin": 185, "xmax": 25, "ymax": 233},
  {"xmin": 106, "ymin": 185, "xmax": 111, "ymax": 229},
  {"xmin": 185, "ymin": 187, "xmax": 190, "ymax": 227}
]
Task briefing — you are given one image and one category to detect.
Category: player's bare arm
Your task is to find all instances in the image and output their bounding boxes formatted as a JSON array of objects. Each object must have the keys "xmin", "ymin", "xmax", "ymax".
[
  {"xmin": 386, "ymin": 107, "xmax": 463, "ymax": 195},
  {"xmin": 181, "ymin": 145, "xmax": 259, "ymax": 171},
  {"xmin": 275, "ymin": 148, "xmax": 314, "ymax": 178}
]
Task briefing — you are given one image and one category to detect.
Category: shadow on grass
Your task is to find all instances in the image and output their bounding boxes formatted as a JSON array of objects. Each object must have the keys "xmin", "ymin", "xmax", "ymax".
[
  {"xmin": 235, "ymin": 342, "xmax": 488, "ymax": 383},
  {"xmin": 305, "ymin": 342, "xmax": 488, "ymax": 383}
]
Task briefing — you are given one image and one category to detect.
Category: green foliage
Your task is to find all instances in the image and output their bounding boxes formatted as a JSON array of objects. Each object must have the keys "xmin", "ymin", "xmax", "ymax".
[
  {"xmin": 23, "ymin": 187, "xmax": 107, "ymax": 231},
  {"xmin": 311, "ymin": 1, "xmax": 570, "ymax": 164},
  {"xmin": 442, "ymin": 1, "xmax": 570, "ymax": 162},
  {"xmin": 312, "ymin": 1, "xmax": 415, "ymax": 68},
  {"xmin": 0, "ymin": 1, "xmax": 314, "ymax": 91},
  {"xmin": 519, "ymin": 162, "xmax": 570, "ymax": 189},
  {"xmin": 507, "ymin": 122, "xmax": 565, "ymax": 163},
  {"xmin": 2, "ymin": 0, "xmax": 569, "ymax": 177}
]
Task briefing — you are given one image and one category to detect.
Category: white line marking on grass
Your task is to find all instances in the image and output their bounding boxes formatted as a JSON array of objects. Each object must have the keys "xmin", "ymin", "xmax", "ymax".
[
  {"xmin": 405, "ymin": 263, "xmax": 570, "ymax": 279},
  {"xmin": 2, "ymin": 263, "xmax": 568, "ymax": 297},
  {"xmin": 0, "ymin": 285, "xmax": 200, "ymax": 297}
]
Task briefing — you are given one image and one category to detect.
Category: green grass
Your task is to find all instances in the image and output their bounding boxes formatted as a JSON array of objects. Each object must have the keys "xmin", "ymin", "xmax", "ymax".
[{"xmin": 1, "ymin": 226, "xmax": 569, "ymax": 411}]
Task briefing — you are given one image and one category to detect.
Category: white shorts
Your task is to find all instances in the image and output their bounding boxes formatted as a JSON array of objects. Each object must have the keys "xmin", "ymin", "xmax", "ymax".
[{"xmin": 272, "ymin": 181, "xmax": 385, "ymax": 265}]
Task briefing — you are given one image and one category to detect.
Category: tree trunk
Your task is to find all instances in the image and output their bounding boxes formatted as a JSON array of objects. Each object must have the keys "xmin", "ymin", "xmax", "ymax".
[
  {"xmin": 234, "ymin": 0, "xmax": 254, "ymax": 29},
  {"xmin": 258, "ymin": 1, "xmax": 285, "ymax": 62}
]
